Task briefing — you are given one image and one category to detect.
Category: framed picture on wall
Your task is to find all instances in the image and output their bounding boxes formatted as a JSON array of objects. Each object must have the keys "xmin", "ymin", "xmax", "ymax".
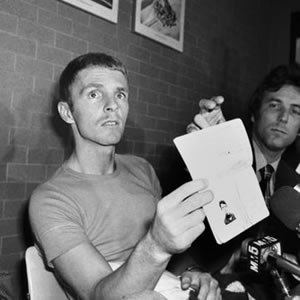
[
  {"xmin": 134, "ymin": 0, "xmax": 186, "ymax": 52},
  {"xmin": 61, "ymin": 0, "xmax": 119, "ymax": 23},
  {"xmin": 290, "ymin": 12, "xmax": 300, "ymax": 63}
]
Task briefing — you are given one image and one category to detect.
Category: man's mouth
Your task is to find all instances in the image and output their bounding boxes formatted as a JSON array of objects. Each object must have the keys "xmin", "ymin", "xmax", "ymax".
[
  {"xmin": 271, "ymin": 127, "xmax": 287, "ymax": 135},
  {"xmin": 102, "ymin": 120, "xmax": 120, "ymax": 127}
]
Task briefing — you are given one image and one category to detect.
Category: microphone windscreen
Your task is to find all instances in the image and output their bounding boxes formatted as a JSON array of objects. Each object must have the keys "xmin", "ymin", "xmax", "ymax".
[{"xmin": 269, "ymin": 186, "xmax": 300, "ymax": 230}]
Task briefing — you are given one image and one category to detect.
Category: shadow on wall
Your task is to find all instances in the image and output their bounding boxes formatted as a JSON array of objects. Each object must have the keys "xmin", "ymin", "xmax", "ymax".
[
  {"xmin": 0, "ymin": 101, "xmax": 32, "ymax": 299},
  {"xmin": 209, "ymin": 38, "xmax": 243, "ymax": 121},
  {"xmin": 209, "ymin": 38, "xmax": 300, "ymax": 168},
  {"xmin": 0, "ymin": 102, "xmax": 19, "ymax": 300},
  {"xmin": 156, "ymin": 144, "xmax": 191, "ymax": 197}
]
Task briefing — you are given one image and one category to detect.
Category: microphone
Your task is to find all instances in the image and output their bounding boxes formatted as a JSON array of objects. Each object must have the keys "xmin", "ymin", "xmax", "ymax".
[
  {"xmin": 241, "ymin": 236, "xmax": 300, "ymax": 277},
  {"xmin": 241, "ymin": 235, "xmax": 281, "ymax": 273},
  {"xmin": 295, "ymin": 184, "xmax": 300, "ymax": 193},
  {"xmin": 269, "ymin": 185, "xmax": 300, "ymax": 231}
]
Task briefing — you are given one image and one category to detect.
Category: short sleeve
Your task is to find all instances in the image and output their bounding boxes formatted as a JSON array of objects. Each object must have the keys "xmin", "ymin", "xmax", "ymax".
[
  {"xmin": 29, "ymin": 186, "xmax": 89, "ymax": 266},
  {"xmin": 130, "ymin": 155, "xmax": 162, "ymax": 201}
]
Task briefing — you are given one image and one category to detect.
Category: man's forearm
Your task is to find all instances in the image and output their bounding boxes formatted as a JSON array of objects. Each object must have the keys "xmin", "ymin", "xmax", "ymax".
[{"xmin": 93, "ymin": 231, "xmax": 171, "ymax": 300}]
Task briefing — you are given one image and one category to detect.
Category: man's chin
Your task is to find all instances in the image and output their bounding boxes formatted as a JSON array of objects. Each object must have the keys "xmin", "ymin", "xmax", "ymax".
[
  {"xmin": 99, "ymin": 130, "xmax": 124, "ymax": 144},
  {"xmin": 265, "ymin": 139, "xmax": 291, "ymax": 152},
  {"xmin": 103, "ymin": 138, "xmax": 122, "ymax": 146},
  {"xmin": 95, "ymin": 135, "xmax": 122, "ymax": 146}
]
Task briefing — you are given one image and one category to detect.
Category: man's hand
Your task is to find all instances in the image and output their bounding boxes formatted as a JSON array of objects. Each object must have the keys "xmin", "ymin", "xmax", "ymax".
[
  {"xmin": 180, "ymin": 270, "xmax": 221, "ymax": 300},
  {"xmin": 149, "ymin": 180, "xmax": 213, "ymax": 259},
  {"xmin": 187, "ymin": 96, "xmax": 226, "ymax": 133}
]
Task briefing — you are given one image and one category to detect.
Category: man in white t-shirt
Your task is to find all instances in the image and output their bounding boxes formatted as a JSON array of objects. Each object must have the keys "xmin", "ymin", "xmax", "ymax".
[{"xmin": 30, "ymin": 52, "xmax": 221, "ymax": 300}]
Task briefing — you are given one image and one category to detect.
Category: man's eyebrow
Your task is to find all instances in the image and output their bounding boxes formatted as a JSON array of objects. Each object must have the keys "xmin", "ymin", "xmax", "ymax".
[
  {"xmin": 79, "ymin": 83, "xmax": 103, "ymax": 95},
  {"xmin": 79, "ymin": 84, "xmax": 128, "ymax": 95},
  {"xmin": 116, "ymin": 87, "xmax": 129, "ymax": 93},
  {"xmin": 266, "ymin": 97, "xmax": 281, "ymax": 102}
]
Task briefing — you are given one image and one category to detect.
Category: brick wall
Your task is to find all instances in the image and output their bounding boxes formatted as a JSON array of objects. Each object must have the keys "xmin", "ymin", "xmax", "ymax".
[{"xmin": 0, "ymin": 0, "xmax": 287, "ymax": 297}]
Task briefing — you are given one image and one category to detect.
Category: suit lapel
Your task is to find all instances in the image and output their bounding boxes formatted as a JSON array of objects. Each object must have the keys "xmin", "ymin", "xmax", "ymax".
[{"xmin": 274, "ymin": 159, "xmax": 300, "ymax": 190}]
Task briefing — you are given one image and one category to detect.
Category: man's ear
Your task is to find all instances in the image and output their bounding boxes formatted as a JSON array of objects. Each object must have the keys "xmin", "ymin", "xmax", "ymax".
[{"xmin": 57, "ymin": 101, "xmax": 74, "ymax": 124}]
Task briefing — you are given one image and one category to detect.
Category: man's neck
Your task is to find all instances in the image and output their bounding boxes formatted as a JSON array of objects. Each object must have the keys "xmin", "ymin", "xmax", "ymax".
[
  {"xmin": 66, "ymin": 143, "xmax": 116, "ymax": 175},
  {"xmin": 252, "ymin": 134, "xmax": 284, "ymax": 164}
]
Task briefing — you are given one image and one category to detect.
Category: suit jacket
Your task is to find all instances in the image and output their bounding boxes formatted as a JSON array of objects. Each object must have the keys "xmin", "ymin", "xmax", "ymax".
[
  {"xmin": 263, "ymin": 158, "xmax": 300, "ymax": 254},
  {"xmin": 274, "ymin": 158, "xmax": 299, "ymax": 190}
]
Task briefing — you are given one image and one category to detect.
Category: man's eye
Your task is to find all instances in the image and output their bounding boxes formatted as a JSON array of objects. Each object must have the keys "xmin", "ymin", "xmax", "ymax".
[
  {"xmin": 116, "ymin": 92, "xmax": 127, "ymax": 100},
  {"xmin": 291, "ymin": 107, "xmax": 300, "ymax": 116},
  {"xmin": 88, "ymin": 90, "xmax": 101, "ymax": 99},
  {"xmin": 269, "ymin": 102, "xmax": 280, "ymax": 109}
]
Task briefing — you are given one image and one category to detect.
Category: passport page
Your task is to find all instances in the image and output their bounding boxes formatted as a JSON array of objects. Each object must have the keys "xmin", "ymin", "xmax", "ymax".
[{"xmin": 173, "ymin": 118, "xmax": 269, "ymax": 244}]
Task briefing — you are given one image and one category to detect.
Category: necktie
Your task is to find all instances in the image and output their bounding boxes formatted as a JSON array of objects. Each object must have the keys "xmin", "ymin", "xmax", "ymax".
[{"xmin": 259, "ymin": 164, "xmax": 274, "ymax": 206}]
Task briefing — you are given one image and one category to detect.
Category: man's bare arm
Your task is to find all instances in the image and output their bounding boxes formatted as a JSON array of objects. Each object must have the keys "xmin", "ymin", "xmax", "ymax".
[
  {"xmin": 53, "ymin": 180, "xmax": 213, "ymax": 300},
  {"xmin": 53, "ymin": 237, "xmax": 169, "ymax": 300}
]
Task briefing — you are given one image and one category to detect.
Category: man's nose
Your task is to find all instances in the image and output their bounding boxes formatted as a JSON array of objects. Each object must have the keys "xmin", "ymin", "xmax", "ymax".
[
  {"xmin": 278, "ymin": 108, "xmax": 289, "ymax": 123},
  {"xmin": 104, "ymin": 96, "xmax": 118, "ymax": 112}
]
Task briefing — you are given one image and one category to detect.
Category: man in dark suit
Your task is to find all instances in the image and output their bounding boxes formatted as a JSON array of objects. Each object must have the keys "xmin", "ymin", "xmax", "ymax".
[
  {"xmin": 188, "ymin": 65, "xmax": 300, "ymax": 196},
  {"xmin": 187, "ymin": 64, "xmax": 300, "ymax": 298}
]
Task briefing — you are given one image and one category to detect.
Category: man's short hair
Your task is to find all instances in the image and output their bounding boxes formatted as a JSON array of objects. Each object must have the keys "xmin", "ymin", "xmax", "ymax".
[
  {"xmin": 249, "ymin": 63, "xmax": 300, "ymax": 119},
  {"xmin": 59, "ymin": 52, "xmax": 128, "ymax": 110}
]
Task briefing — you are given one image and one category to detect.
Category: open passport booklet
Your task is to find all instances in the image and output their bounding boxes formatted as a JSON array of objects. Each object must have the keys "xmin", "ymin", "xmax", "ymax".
[{"xmin": 173, "ymin": 118, "xmax": 269, "ymax": 244}]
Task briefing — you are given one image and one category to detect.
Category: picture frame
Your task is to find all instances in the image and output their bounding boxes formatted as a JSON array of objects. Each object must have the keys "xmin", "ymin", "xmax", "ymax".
[
  {"xmin": 134, "ymin": 0, "xmax": 186, "ymax": 52},
  {"xmin": 61, "ymin": 0, "xmax": 119, "ymax": 23},
  {"xmin": 290, "ymin": 12, "xmax": 300, "ymax": 63}
]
